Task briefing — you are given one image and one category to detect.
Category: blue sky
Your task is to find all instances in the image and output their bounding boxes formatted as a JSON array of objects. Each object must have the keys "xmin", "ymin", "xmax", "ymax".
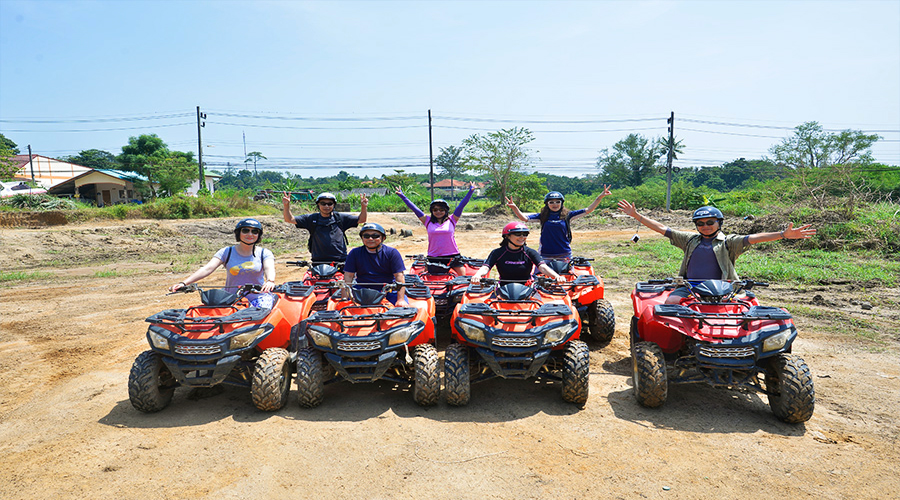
[{"xmin": 1, "ymin": 0, "xmax": 898, "ymax": 178}]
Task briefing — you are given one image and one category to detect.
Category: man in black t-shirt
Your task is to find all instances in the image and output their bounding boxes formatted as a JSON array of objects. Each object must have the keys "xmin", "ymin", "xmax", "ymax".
[{"xmin": 282, "ymin": 191, "xmax": 368, "ymax": 262}]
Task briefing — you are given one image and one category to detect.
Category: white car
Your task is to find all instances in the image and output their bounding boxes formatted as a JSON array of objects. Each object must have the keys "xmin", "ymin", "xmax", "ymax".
[{"xmin": 0, "ymin": 181, "xmax": 47, "ymax": 198}]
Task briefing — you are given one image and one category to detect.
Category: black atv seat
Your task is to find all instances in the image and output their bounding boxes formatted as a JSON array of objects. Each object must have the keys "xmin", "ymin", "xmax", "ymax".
[
  {"xmin": 352, "ymin": 287, "xmax": 387, "ymax": 305},
  {"xmin": 201, "ymin": 289, "xmax": 238, "ymax": 306},
  {"xmin": 311, "ymin": 264, "xmax": 339, "ymax": 279},
  {"xmin": 497, "ymin": 283, "xmax": 536, "ymax": 301}
]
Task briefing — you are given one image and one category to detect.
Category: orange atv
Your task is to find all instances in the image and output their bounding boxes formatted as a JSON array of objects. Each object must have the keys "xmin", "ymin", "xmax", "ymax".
[
  {"xmin": 446, "ymin": 277, "xmax": 589, "ymax": 406},
  {"xmin": 543, "ymin": 256, "xmax": 615, "ymax": 344},
  {"xmin": 292, "ymin": 278, "xmax": 439, "ymax": 407},
  {"xmin": 128, "ymin": 282, "xmax": 316, "ymax": 413}
]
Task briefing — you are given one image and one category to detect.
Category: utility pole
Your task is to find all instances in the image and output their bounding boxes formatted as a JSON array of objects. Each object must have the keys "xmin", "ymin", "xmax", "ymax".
[
  {"xmin": 197, "ymin": 106, "xmax": 206, "ymax": 193},
  {"xmin": 428, "ymin": 109, "xmax": 434, "ymax": 201},
  {"xmin": 665, "ymin": 111, "xmax": 674, "ymax": 211},
  {"xmin": 27, "ymin": 145, "xmax": 35, "ymax": 183}
]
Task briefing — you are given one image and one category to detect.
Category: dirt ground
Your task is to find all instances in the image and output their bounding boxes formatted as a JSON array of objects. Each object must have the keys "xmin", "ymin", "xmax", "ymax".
[{"xmin": 1, "ymin": 212, "xmax": 898, "ymax": 500}]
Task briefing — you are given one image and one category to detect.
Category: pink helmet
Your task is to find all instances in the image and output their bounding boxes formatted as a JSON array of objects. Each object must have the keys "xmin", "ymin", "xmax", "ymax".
[{"xmin": 502, "ymin": 221, "xmax": 530, "ymax": 236}]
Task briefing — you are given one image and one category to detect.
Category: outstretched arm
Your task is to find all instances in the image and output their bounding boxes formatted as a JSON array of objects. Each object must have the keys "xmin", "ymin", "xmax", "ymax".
[
  {"xmin": 282, "ymin": 192, "xmax": 295, "ymax": 224},
  {"xmin": 617, "ymin": 199, "xmax": 668, "ymax": 236},
  {"xmin": 584, "ymin": 185, "xmax": 612, "ymax": 215},
  {"xmin": 506, "ymin": 197, "xmax": 528, "ymax": 222},
  {"xmin": 537, "ymin": 262, "xmax": 566, "ymax": 283},
  {"xmin": 748, "ymin": 222, "xmax": 817, "ymax": 244},
  {"xmin": 451, "ymin": 183, "xmax": 475, "ymax": 223},
  {"xmin": 395, "ymin": 187, "xmax": 427, "ymax": 224},
  {"xmin": 470, "ymin": 265, "xmax": 490, "ymax": 284},
  {"xmin": 358, "ymin": 194, "xmax": 368, "ymax": 224},
  {"xmin": 170, "ymin": 256, "xmax": 223, "ymax": 292}
]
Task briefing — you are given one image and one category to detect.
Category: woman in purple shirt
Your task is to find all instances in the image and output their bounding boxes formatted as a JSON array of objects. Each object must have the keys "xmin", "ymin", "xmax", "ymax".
[{"xmin": 395, "ymin": 182, "xmax": 475, "ymax": 275}]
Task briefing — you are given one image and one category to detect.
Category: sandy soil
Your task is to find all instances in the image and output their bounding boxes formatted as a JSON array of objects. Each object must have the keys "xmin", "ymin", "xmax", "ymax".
[{"xmin": 1, "ymin": 212, "xmax": 898, "ymax": 500}]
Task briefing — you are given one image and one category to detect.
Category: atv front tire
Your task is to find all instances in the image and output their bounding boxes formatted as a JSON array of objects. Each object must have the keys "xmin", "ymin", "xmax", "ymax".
[
  {"xmin": 562, "ymin": 340, "xmax": 590, "ymax": 405},
  {"xmin": 251, "ymin": 348, "xmax": 291, "ymax": 411},
  {"xmin": 444, "ymin": 343, "xmax": 471, "ymax": 406},
  {"xmin": 128, "ymin": 350, "xmax": 177, "ymax": 413},
  {"xmin": 766, "ymin": 354, "xmax": 815, "ymax": 423},
  {"xmin": 412, "ymin": 344, "xmax": 440, "ymax": 406},
  {"xmin": 632, "ymin": 341, "xmax": 667, "ymax": 408},
  {"xmin": 587, "ymin": 299, "xmax": 616, "ymax": 345},
  {"xmin": 295, "ymin": 347, "xmax": 324, "ymax": 408}
]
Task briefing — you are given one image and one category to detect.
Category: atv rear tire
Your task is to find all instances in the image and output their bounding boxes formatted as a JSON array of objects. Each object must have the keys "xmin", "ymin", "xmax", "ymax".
[
  {"xmin": 295, "ymin": 347, "xmax": 324, "ymax": 408},
  {"xmin": 413, "ymin": 344, "xmax": 440, "ymax": 406},
  {"xmin": 766, "ymin": 354, "xmax": 815, "ymax": 423},
  {"xmin": 587, "ymin": 299, "xmax": 615, "ymax": 345},
  {"xmin": 128, "ymin": 350, "xmax": 177, "ymax": 413},
  {"xmin": 562, "ymin": 340, "xmax": 590, "ymax": 405},
  {"xmin": 251, "ymin": 348, "xmax": 291, "ymax": 411},
  {"xmin": 444, "ymin": 343, "xmax": 471, "ymax": 406},
  {"xmin": 632, "ymin": 341, "xmax": 667, "ymax": 408}
]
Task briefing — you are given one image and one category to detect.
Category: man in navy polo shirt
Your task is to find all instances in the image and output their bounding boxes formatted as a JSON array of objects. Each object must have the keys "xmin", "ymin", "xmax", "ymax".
[{"xmin": 343, "ymin": 223, "xmax": 407, "ymax": 304}]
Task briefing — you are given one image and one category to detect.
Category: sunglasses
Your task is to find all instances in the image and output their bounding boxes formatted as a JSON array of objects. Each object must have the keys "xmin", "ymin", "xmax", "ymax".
[
  {"xmin": 547, "ymin": 200, "xmax": 562, "ymax": 204},
  {"xmin": 509, "ymin": 232, "xmax": 529, "ymax": 237},
  {"xmin": 694, "ymin": 220, "xmax": 718, "ymax": 227},
  {"xmin": 432, "ymin": 207, "xmax": 447, "ymax": 212},
  {"xmin": 318, "ymin": 202, "xmax": 335, "ymax": 207},
  {"xmin": 361, "ymin": 233, "xmax": 382, "ymax": 239},
  {"xmin": 241, "ymin": 228, "xmax": 261, "ymax": 235}
]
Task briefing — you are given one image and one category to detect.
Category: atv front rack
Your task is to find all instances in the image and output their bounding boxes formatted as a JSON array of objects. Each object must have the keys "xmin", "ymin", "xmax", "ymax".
[
  {"xmin": 655, "ymin": 304, "xmax": 792, "ymax": 327},
  {"xmin": 459, "ymin": 302, "xmax": 573, "ymax": 317},
  {"xmin": 307, "ymin": 306, "xmax": 419, "ymax": 332},
  {"xmin": 146, "ymin": 307, "xmax": 271, "ymax": 334}
]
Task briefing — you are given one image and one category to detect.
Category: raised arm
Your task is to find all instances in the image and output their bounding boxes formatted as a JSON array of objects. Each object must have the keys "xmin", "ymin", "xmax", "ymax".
[
  {"xmin": 395, "ymin": 187, "xmax": 427, "ymax": 224},
  {"xmin": 451, "ymin": 183, "xmax": 475, "ymax": 223},
  {"xmin": 747, "ymin": 222, "xmax": 817, "ymax": 245},
  {"xmin": 584, "ymin": 185, "xmax": 612, "ymax": 215},
  {"xmin": 506, "ymin": 197, "xmax": 528, "ymax": 222},
  {"xmin": 358, "ymin": 194, "xmax": 369, "ymax": 224},
  {"xmin": 282, "ymin": 192, "xmax": 296, "ymax": 224},
  {"xmin": 617, "ymin": 199, "xmax": 668, "ymax": 236}
]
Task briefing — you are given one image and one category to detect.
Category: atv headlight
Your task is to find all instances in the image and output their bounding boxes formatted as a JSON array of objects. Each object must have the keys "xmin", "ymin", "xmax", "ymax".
[
  {"xmin": 388, "ymin": 324, "xmax": 421, "ymax": 346},
  {"xmin": 307, "ymin": 325, "xmax": 333, "ymax": 348},
  {"xmin": 148, "ymin": 327, "xmax": 170, "ymax": 350},
  {"xmin": 458, "ymin": 319, "xmax": 487, "ymax": 343},
  {"xmin": 230, "ymin": 327, "xmax": 267, "ymax": 350},
  {"xmin": 762, "ymin": 330, "xmax": 792, "ymax": 352},
  {"xmin": 543, "ymin": 323, "xmax": 575, "ymax": 345}
]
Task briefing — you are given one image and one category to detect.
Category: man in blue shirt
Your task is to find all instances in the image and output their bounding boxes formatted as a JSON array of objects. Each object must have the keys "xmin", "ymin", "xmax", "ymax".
[{"xmin": 343, "ymin": 223, "xmax": 407, "ymax": 304}]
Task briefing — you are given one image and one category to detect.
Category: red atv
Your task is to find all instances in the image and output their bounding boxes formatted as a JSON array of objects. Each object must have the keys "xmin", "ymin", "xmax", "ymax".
[
  {"xmin": 543, "ymin": 257, "xmax": 615, "ymax": 344},
  {"xmin": 287, "ymin": 260, "xmax": 345, "ymax": 312},
  {"xmin": 445, "ymin": 277, "xmax": 589, "ymax": 406},
  {"xmin": 629, "ymin": 278, "xmax": 815, "ymax": 423},
  {"xmin": 129, "ymin": 282, "xmax": 317, "ymax": 412},
  {"xmin": 292, "ymin": 278, "xmax": 439, "ymax": 407},
  {"xmin": 406, "ymin": 254, "xmax": 483, "ymax": 318}
]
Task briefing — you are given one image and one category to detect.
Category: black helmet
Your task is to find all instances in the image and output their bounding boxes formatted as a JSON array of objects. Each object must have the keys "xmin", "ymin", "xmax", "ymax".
[
  {"xmin": 234, "ymin": 218, "xmax": 263, "ymax": 242},
  {"xmin": 359, "ymin": 222, "xmax": 386, "ymax": 238},
  {"xmin": 430, "ymin": 199, "xmax": 450, "ymax": 212},
  {"xmin": 544, "ymin": 191, "xmax": 565, "ymax": 203},
  {"xmin": 692, "ymin": 206, "xmax": 724, "ymax": 221},
  {"xmin": 316, "ymin": 192, "xmax": 337, "ymax": 204}
]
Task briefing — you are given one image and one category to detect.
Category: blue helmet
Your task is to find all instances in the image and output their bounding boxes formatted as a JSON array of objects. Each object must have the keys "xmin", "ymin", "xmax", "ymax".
[
  {"xmin": 359, "ymin": 222, "xmax": 386, "ymax": 238},
  {"xmin": 692, "ymin": 206, "xmax": 723, "ymax": 221},
  {"xmin": 234, "ymin": 218, "xmax": 263, "ymax": 241},
  {"xmin": 544, "ymin": 191, "xmax": 565, "ymax": 203}
]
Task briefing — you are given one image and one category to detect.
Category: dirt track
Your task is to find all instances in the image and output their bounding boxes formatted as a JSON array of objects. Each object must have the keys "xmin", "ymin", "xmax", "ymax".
[{"xmin": 1, "ymin": 213, "xmax": 898, "ymax": 499}]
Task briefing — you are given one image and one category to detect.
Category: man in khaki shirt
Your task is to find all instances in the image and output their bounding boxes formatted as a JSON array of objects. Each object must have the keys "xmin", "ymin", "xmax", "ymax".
[{"xmin": 617, "ymin": 201, "xmax": 816, "ymax": 304}]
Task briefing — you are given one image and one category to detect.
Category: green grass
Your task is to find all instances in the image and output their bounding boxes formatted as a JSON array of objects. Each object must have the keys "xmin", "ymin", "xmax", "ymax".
[
  {"xmin": 0, "ymin": 270, "xmax": 53, "ymax": 282},
  {"xmin": 93, "ymin": 269, "xmax": 131, "ymax": 278}
]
